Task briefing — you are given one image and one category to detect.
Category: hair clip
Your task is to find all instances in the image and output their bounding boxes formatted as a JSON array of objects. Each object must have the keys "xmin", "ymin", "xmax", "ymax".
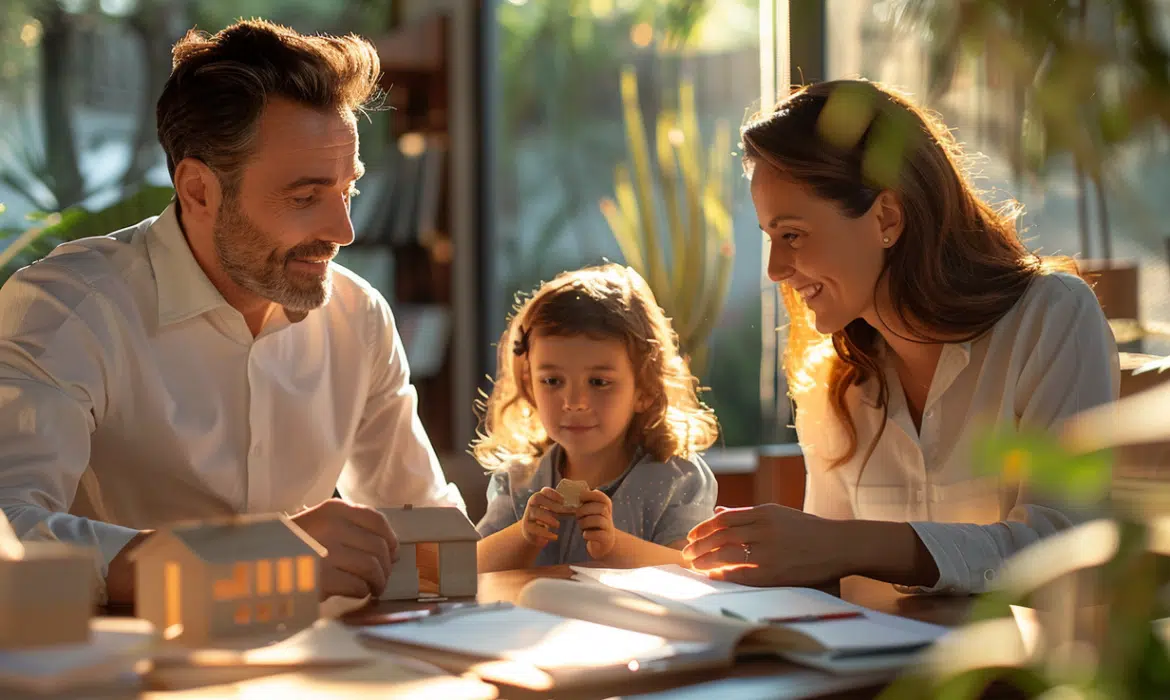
[{"xmin": 513, "ymin": 325, "xmax": 531, "ymax": 356}]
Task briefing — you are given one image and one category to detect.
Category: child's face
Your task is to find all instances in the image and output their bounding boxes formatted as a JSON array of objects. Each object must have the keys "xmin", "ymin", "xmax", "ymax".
[{"xmin": 527, "ymin": 333, "xmax": 646, "ymax": 463}]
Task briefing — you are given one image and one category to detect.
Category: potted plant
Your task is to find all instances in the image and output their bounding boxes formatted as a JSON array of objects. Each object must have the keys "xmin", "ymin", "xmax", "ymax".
[{"xmin": 599, "ymin": 67, "xmax": 735, "ymax": 377}]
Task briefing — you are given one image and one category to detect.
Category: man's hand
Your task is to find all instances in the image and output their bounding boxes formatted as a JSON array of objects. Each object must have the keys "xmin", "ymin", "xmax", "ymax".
[
  {"xmin": 577, "ymin": 490, "xmax": 616, "ymax": 559},
  {"xmin": 521, "ymin": 487, "xmax": 571, "ymax": 547},
  {"xmin": 290, "ymin": 499, "xmax": 398, "ymax": 599}
]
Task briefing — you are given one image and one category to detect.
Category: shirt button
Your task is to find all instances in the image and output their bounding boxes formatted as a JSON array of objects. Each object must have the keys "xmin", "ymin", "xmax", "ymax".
[
  {"xmin": 925, "ymin": 408, "xmax": 936, "ymax": 420},
  {"xmin": 983, "ymin": 569, "xmax": 997, "ymax": 582}
]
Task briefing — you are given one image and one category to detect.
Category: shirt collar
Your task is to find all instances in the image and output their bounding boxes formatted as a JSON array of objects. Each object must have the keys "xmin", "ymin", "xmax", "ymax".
[
  {"xmin": 857, "ymin": 339, "xmax": 973, "ymax": 409},
  {"xmin": 145, "ymin": 203, "xmax": 231, "ymax": 327},
  {"xmin": 548, "ymin": 442, "xmax": 645, "ymax": 493}
]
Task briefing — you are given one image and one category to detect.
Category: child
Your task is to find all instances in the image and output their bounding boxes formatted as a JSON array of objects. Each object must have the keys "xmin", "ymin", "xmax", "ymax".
[{"xmin": 473, "ymin": 263, "xmax": 720, "ymax": 572}]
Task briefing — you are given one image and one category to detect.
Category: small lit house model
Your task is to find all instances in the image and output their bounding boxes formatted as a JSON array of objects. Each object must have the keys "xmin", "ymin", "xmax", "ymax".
[
  {"xmin": 0, "ymin": 512, "xmax": 95, "ymax": 649},
  {"xmin": 378, "ymin": 505, "xmax": 479, "ymax": 600},
  {"xmin": 130, "ymin": 513, "xmax": 326, "ymax": 646}
]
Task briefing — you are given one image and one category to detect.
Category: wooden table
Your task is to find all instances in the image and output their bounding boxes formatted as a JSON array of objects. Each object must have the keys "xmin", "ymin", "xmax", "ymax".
[{"xmin": 137, "ymin": 566, "xmax": 975, "ymax": 700}]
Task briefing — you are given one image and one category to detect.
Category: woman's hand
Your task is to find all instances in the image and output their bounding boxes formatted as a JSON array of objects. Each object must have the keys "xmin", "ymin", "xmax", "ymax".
[
  {"xmin": 522, "ymin": 487, "xmax": 572, "ymax": 547},
  {"xmin": 577, "ymin": 489, "xmax": 617, "ymax": 559},
  {"xmin": 683, "ymin": 504, "xmax": 848, "ymax": 586}
]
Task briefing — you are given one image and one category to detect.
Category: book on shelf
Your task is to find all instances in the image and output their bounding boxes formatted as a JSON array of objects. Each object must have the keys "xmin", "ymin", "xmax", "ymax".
[
  {"xmin": 359, "ymin": 565, "xmax": 948, "ymax": 692},
  {"xmin": 349, "ymin": 134, "xmax": 447, "ymax": 249}
]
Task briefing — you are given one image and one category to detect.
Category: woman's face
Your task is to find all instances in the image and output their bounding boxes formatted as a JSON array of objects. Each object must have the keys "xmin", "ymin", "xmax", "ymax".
[{"xmin": 749, "ymin": 162, "xmax": 903, "ymax": 334}]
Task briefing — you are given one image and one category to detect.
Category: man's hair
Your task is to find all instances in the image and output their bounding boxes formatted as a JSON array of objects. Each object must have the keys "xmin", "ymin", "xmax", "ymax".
[{"xmin": 156, "ymin": 18, "xmax": 382, "ymax": 192}]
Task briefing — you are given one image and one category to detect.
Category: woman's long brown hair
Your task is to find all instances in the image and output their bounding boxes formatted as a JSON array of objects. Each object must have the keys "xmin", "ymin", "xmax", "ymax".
[{"xmin": 742, "ymin": 80, "xmax": 1074, "ymax": 469}]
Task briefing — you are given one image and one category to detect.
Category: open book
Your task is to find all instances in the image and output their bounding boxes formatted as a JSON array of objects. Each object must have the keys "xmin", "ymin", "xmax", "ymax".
[
  {"xmin": 569, "ymin": 565, "xmax": 948, "ymax": 674},
  {"xmin": 360, "ymin": 567, "xmax": 948, "ymax": 691}
]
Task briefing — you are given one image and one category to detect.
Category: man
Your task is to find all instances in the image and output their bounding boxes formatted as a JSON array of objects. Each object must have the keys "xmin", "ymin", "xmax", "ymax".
[{"xmin": 0, "ymin": 19, "xmax": 464, "ymax": 604}]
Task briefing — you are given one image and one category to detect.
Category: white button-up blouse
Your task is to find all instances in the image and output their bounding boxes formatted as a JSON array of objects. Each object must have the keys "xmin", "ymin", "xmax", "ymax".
[{"xmin": 797, "ymin": 272, "xmax": 1119, "ymax": 594}]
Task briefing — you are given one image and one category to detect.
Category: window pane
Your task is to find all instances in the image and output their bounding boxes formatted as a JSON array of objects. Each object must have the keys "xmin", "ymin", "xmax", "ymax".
[
  {"xmin": 827, "ymin": 1, "xmax": 1170, "ymax": 348},
  {"xmin": 213, "ymin": 562, "xmax": 251, "ymax": 601},
  {"xmin": 489, "ymin": 0, "xmax": 764, "ymax": 447},
  {"xmin": 277, "ymin": 557, "xmax": 294, "ymax": 594},
  {"xmin": 256, "ymin": 559, "xmax": 272, "ymax": 596},
  {"xmin": 164, "ymin": 561, "xmax": 181, "ymax": 631},
  {"xmin": 296, "ymin": 556, "xmax": 316, "ymax": 593}
]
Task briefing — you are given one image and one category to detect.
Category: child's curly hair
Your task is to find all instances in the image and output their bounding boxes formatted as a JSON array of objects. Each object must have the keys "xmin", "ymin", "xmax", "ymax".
[{"xmin": 472, "ymin": 263, "xmax": 720, "ymax": 470}]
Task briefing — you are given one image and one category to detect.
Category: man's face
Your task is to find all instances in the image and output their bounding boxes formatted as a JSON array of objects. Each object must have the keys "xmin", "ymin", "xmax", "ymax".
[{"xmin": 213, "ymin": 97, "xmax": 363, "ymax": 312}]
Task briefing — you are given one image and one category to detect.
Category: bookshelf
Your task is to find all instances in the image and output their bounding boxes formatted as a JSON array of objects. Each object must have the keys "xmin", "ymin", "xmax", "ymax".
[{"xmin": 341, "ymin": 12, "xmax": 473, "ymax": 455}]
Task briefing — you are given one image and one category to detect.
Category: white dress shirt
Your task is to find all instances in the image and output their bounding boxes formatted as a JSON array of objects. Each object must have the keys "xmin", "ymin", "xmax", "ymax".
[
  {"xmin": 796, "ymin": 272, "xmax": 1119, "ymax": 594},
  {"xmin": 0, "ymin": 205, "xmax": 465, "ymax": 598}
]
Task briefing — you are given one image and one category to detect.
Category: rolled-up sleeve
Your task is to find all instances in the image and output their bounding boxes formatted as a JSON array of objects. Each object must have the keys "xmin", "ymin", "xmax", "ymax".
[
  {"xmin": 0, "ymin": 262, "xmax": 138, "ymax": 601},
  {"xmin": 905, "ymin": 277, "xmax": 1119, "ymax": 594},
  {"xmin": 337, "ymin": 291, "xmax": 465, "ymax": 513},
  {"xmin": 650, "ymin": 455, "xmax": 718, "ymax": 545}
]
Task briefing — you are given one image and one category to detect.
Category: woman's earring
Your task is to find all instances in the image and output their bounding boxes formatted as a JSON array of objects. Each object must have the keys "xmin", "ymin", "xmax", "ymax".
[{"xmin": 882, "ymin": 236, "xmax": 891, "ymax": 246}]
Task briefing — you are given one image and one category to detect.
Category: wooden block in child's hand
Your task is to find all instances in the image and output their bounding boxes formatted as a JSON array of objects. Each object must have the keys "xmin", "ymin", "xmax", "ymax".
[{"xmin": 555, "ymin": 479, "xmax": 590, "ymax": 509}]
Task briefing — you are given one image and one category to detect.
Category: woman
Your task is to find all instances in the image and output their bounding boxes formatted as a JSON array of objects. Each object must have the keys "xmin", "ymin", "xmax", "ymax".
[{"xmin": 684, "ymin": 80, "xmax": 1119, "ymax": 594}]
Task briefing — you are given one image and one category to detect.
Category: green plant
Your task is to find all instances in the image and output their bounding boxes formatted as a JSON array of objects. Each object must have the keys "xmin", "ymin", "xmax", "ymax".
[
  {"xmin": 906, "ymin": 0, "xmax": 1170, "ymax": 261},
  {"xmin": 881, "ymin": 411, "xmax": 1170, "ymax": 699},
  {"xmin": 600, "ymin": 67, "xmax": 734, "ymax": 377},
  {"xmin": 0, "ymin": 185, "xmax": 175, "ymax": 281}
]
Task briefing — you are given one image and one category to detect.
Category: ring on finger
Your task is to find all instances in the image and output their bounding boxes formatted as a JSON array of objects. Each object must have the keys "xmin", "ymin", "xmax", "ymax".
[{"xmin": 742, "ymin": 542, "xmax": 752, "ymax": 563}]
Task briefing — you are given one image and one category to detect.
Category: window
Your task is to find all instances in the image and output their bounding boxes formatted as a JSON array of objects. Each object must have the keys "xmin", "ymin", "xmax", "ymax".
[
  {"xmin": 296, "ymin": 556, "xmax": 316, "ymax": 593},
  {"xmin": 234, "ymin": 603, "xmax": 250, "ymax": 625},
  {"xmin": 256, "ymin": 602, "xmax": 273, "ymax": 623},
  {"xmin": 256, "ymin": 559, "xmax": 272, "ymax": 596},
  {"xmin": 213, "ymin": 562, "xmax": 251, "ymax": 601},
  {"xmin": 825, "ymin": 0, "xmax": 1170, "ymax": 344},
  {"xmin": 0, "ymin": 3, "xmax": 393, "ymax": 275},
  {"xmin": 277, "ymin": 557, "xmax": 294, "ymax": 594},
  {"xmin": 488, "ymin": 1, "xmax": 766, "ymax": 448},
  {"xmin": 279, "ymin": 597, "xmax": 294, "ymax": 619}
]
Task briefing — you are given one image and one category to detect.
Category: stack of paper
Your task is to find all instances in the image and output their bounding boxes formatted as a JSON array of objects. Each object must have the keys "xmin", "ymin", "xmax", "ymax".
[{"xmin": 0, "ymin": 618, "xmax": 154, "ymax": 695}]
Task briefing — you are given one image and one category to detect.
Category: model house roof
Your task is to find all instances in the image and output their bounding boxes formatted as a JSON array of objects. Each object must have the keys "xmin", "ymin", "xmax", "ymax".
[
  {"xmin": 379, "ymin": 506, "xmax": 479, "ymax": 544},
  {"xmin": 129, "ymin": 513, "xmax": 327, "ymax": 564}
]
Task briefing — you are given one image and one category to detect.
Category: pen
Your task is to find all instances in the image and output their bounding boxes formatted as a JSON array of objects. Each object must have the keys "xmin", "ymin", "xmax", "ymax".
[
  {"xmin": 763, "ymin": 611, "xmax": 864, "ymax": 624},
  {"xmin": 349, "ymin": 605, "xmax": 440, "ymax": 626},
  {"xmin": 720, "ymin": 608, "xmax": 864, "ymax": 624},
  {"xmin": 720, "ymin": 607, "xmax": 750, "ymax": 622},
  {"xmin": 417, "ymin": 600, "xmax": 513, "ymax": 624}
]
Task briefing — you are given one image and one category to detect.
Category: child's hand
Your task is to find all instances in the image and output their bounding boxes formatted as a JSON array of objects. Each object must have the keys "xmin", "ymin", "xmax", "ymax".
[
  {"xmin": 577, "ymin": 490, "xmax": 617, "ymax": 559},
  {"xmin": 522, "ymin": 488, "xmax": 571, "ymax": 547}
]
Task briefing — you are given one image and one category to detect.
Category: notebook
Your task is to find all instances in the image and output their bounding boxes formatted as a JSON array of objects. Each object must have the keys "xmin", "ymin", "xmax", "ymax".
[{"xmin": 570, "ymin": 565, "xmax": 949, "ymax": 674}]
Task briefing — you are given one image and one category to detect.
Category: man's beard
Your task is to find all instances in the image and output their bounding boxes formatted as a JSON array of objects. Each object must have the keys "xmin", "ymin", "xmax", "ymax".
[{"xmin": 212, "ymin": 199, "xmax": 339, "ymax": 313}]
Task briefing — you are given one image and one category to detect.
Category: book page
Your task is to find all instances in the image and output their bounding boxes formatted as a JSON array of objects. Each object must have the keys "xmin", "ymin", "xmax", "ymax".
[
  {"xmin": 571, "ymin": 564, "xmax": 756, "ymax": 601},
  {"xmin": 571, "ymin": 565, "xmax": 947, "ymax": 659},
  {"xmin": 518, "ymin": 578, "xmax": 753, "ymax": 647},
  {"xmin": 361, "ymin": 605, "xmax": 709, "ymax": 670}
]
